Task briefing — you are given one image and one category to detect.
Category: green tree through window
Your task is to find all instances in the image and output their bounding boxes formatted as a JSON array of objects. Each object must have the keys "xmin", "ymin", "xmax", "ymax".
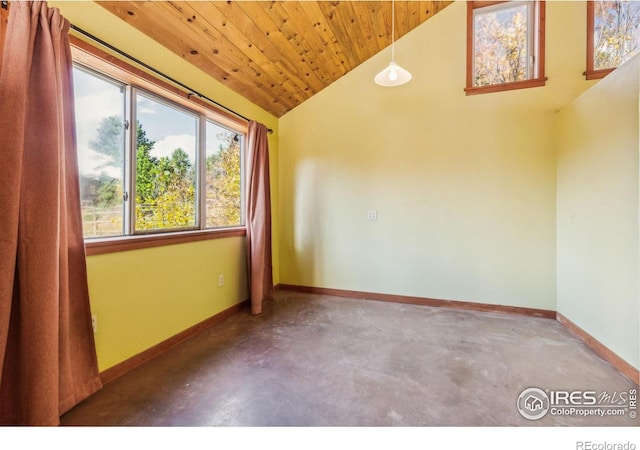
[
  {"xmin": 74, "ymin": 65, "xmax": 245, "ymax": 239},
  {"xmin": 206, "ymin": 127, "xmax": 242, "ymax": 227}
]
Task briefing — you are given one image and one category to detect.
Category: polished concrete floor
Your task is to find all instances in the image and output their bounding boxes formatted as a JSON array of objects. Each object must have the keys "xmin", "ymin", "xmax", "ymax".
[{"xmin": 62, "ymin": 291, "xmax": 638, "ymax": 426}]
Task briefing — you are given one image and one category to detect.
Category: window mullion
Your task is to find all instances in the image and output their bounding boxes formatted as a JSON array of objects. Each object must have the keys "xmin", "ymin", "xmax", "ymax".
[
  {"xmin": 126, "ymin": 87, "xmax": 138, "ymax": 235},
  {"xmin": 528, "ymin": 2, "xmax": 534, "ymax": 80},
  {"xmin": 198, "ymin": 116, "xmax": 207, "ymax": 230},
  {"xmin": 240, "ymin": 135, "xmax": 246, "ymax": 226}
]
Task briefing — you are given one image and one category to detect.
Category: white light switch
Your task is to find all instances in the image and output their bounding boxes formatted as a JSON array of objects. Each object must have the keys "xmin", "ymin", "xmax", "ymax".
[{"xmin": 367, "ymin": 210, "xmax": 378, "ymax": 221}]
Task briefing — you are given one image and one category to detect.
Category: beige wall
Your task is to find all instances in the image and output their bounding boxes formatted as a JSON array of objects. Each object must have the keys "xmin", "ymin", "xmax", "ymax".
[
  {"xmin": 51, "ymin": 1, "xmax": 279, "ymax": 370},
  {"xmin": 279, "ymin": 1, "xmax": 594, "ymax": 310},
  {"xmin": 556, "ymin": 55, "xmax": 640, "ymax": 369}
]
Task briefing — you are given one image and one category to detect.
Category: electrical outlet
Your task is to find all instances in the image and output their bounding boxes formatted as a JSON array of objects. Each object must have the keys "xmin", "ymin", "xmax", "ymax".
[
  {"xmin": 367, "ymin": 210, "xmax": 378, "ymax": 221},
  {"xmin": 91, "ymin": 315, "xmax": 97, "ymax": 333},
  {"xmin": 218, "ymin": 274, "xmax": 224, "ymax": 287}
]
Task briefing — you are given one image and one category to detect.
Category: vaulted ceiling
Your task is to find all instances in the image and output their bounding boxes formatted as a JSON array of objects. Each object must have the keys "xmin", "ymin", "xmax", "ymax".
[{"xmin": 98, "ymin": 1, "xmax": 452, "ymax": 117}]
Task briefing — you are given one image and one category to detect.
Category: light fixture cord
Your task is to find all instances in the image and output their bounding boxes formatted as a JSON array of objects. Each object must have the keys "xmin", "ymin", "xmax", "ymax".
[{"xmin": 391, "ymin": 0, "xmax": 395, "ymax": 61}]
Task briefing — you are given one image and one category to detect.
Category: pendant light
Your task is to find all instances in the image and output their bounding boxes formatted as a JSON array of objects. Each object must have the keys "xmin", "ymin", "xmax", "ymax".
[{"xmin": 374, "ymin": 0, "xmax": 412, "ymax": 86}]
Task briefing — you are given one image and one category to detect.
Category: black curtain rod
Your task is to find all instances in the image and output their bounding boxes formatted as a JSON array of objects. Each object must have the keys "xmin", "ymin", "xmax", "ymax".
[{"xmin": 69, "ymin": 24, "xmax": 273, "ymax": 134}]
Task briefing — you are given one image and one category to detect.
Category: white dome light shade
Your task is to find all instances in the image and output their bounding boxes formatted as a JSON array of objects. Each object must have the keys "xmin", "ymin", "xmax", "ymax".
[{"xmin": 374, "ymin": 61, "xmax": 412, "ymax": 86}]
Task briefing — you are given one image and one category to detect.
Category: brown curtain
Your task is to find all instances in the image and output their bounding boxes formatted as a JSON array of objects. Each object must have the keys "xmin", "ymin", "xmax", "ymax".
[
  {"xmin": 245, "ymin": 121, "xmax": 273, "ymax": 315},
  {"xmin": 0, "ymin": 1, "xmax": 101, "ymax": 425}
]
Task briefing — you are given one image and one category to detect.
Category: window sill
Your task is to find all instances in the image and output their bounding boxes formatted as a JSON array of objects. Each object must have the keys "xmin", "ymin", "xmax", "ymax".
[
  {"xmin": 85, "ymin": 227, "xmax": 246, "ymax": 256},
  {"xmin": 585, "ymin": 68, "xmax": 613, "ymax": 81},
  {"xmin": 464, "ymin": 77, "xmax": 547, "ymax": 96}
]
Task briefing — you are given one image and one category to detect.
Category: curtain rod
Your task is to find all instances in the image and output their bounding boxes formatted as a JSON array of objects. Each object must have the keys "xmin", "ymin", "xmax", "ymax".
[{"xmin": 69, "ymin": 24, "xmax": 273, "ymax": 134}]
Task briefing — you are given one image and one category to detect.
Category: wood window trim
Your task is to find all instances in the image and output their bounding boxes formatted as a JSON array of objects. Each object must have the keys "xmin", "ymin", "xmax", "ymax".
[
  {"xmin": 585, "ymin": 1, "xmax": 614, "ymax": 80},
  {"xmin": 70, "ymin": 35, "xmax": 247, "ymax": 133},
  {"xmin": 465, "ymin": 1, "xmax": 547, "ymax": 95},
  {"xmin": 86, "ymin": 228, "xmax": 246, "ymax": 256},
  {"xmin": 0, "ymin": 11, "xmax": 248, "ymax": 255},
  {"xmin": 70, "ymin": 35, "xmax": 249, "ymax": 255},
  {"xmin": 465, "ymin": 77, "xmax": 547, "ymax": 96}
]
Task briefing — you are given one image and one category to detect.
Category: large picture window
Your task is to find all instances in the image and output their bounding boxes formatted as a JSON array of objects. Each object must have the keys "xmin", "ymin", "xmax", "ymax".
[
  {"xmin": 466, "ymin": 1, "xmax": 546, "ymax": 95},
  {"xmin": 73, "ymin": 62, "xmax": 245, "ymax": 242},
  {"xmin": 586, "ymin": 0, "xmax": 640, "ymax": 80}
]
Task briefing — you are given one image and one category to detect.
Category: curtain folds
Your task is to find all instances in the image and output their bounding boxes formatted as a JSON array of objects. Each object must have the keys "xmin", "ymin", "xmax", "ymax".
[
  {"xmin": 0, "ymin": 1, "xmax": 102, "ymax": 425},
  {"xmin": 245, "ymin": 121, "xmax": 273, "ymax": 315}
]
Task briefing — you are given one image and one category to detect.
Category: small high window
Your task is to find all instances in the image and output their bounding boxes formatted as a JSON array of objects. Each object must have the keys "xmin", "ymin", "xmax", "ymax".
[
  {"xmin": 466, "ymin": 1, "xmax": 546, "ymax": 95},
  {"xmin": 586, "ymin": 0, "xmax": 640, "ymax": 80}
]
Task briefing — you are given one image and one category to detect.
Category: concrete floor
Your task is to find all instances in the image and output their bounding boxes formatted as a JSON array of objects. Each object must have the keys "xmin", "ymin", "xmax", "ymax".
[{"xmin": 62, "ymin": 291, "xmax": 638, "ymax": 426}]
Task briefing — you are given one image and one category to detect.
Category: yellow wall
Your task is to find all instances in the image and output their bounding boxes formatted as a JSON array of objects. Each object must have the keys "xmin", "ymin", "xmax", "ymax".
[
  {"xmin": 87, "ymin": 238, "xmax": 248, "ymax": 370},
  {"xmin": 47, "ymin": 1, "xmax": 639, "ymax": 372},
  {"xmin": 279, "ymin": 1, "xmax": 594, "ymax": 310},
  {"xmin": 556, "ymin": 55, "xmax": 639, "ymax": 369},
  {"xmin": 50, "ymin": 1, "xmax": 280, "ymax": 371}
]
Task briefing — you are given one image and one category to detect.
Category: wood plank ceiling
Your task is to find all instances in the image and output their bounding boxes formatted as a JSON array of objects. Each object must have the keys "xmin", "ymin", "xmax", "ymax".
[{"xmin": 98, "ymin": 1, "xmax": 452, "ymax": 117}]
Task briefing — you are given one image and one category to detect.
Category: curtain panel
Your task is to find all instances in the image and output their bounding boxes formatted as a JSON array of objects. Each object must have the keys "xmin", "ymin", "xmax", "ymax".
[
  {"xmin": 245, "ymin": 121, "xmax": 273, "ymax": 315},
  {"xmin": 0, "ymin": 1, "xmax": 101, "ymax": 425}
]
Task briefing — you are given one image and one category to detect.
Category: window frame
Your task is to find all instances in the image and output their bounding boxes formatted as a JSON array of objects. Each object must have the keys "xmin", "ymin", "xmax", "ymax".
[
  {"xmin": 129, "ymin": 87, "xmax": 202, "ymax": 235},
  {"xmin": 585, "ymin": 0, "xmax": 640, "ymax": 80},
  {"xmin": 465, "ymin": 0, "xmax": 547, "ymax": 96},
  {"xmin": 70, "ymin": 36, "xmax": 248, "ymax": 255}
]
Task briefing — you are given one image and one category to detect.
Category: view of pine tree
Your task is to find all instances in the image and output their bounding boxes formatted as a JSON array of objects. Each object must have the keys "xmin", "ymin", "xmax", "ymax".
[
  {"xmin": 206, "ymin": 132, "xmax": 241, "ymax": 227},
  {"xmin": 78, "ymin": 116, "xmax": 126, "ymax": 236},
  {"xmin": 594, "ymin": 0, "xmax": 640, "ymax": 70},
  {"xmin": 87, "ymin": 115, "xmax": 125, "ymax": 210},
  {"xmin": 95, "ymin": 176, "xmax": 120, "ymax": 208},
  {"xmin": 134, "ymin": 125, "xmax": 197, "ymax": 231},
  {"xmin": 75, "ymin": 67, "xmax": 242, "ymax": 238},
  {"xmin": 135, "ymin": 123, "xmax": 158, "ymax": 202},
  {"xmin": 82, "ymin": 116, "xmax": 239, "ymax": 233},
  {"xmin": 90, "ymin": 115, "xmax": 124, "ymax": 169},
  {"xmin": 88, "ymin": 117, "xmax": 160, "ymax": 208},
  {"xmin": 473, "ymin": 4, "xmax": 529, "ymax": 87}
]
